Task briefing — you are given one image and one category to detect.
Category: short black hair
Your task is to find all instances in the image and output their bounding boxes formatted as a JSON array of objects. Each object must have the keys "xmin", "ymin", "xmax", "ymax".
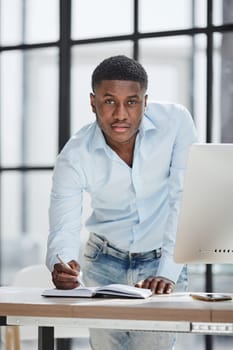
[{"xmin": 91, "ymin": 55, "xmax": 148, "ymax": 92}]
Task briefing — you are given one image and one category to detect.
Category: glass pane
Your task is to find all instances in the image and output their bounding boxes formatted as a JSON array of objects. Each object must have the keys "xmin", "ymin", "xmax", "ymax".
[
  {"xmin": 215, "ymin": 32, "xmax": 233, "ymax": 142},
  {"xmin": 0, "ymin": 48, "xmax": 59, "ymax": 166},
  {"xmin": 0, "ymin": 171, "xmax": 52, "ymax": 285},
  {"xmin": 71, "ymin": 0, "xmax": 133, "ymax": 39},
  {"xmin": 188, "ymin": 265, "xmax": 206, "ymax": 292},
  {"xmin": 0, "ymin": 0, "xmax": 23, "ymax": 45},
  {"xmin": 193, "ymin": 0, "xmax": 207, "ymax": 27},
  {"xmin": 0, "ymin": 51, "xmax": 23, "ymax": 165},
  {"xmin": 71, "ymin": 42, "xmax": 133, "ymax": 133},
  {"xmin": 139, "ymin": 0, "xmax": 194, "ymax": 32},
  {"xmin": 212, "ymin": 33, "xmax": 222, "ymax": 143},
  {"xmin": 193, "ymin": 35, "xmax": 207, "ymax": 142},
  {"xmin": 213, "ymin": 265, "xmax": 233, "ymax": 293},
  {"xmin": 213, "ymin": 0, "xmax": 233, "ymax": 25},
  {"xmin": 24, "ymin": 0, "xmax": 59, "ymax": 43},
  {"xmin": 0, "ymin": 0, "xmax": 59, "ymax": 45},
  {"xmin": 139, "ymin": 36, "xmax": 193, "ymax": 110}
]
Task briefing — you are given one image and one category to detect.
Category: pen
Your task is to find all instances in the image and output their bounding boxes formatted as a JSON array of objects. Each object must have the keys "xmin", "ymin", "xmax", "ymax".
[{"xmin": 56, "ymin": 254, "xmax": 85, "ymax": 287}]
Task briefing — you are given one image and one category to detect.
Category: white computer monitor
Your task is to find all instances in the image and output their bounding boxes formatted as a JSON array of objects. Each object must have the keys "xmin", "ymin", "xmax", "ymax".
[{"xmin": 174, "ymin": 143, "xmax": 233, "ymax": 264}]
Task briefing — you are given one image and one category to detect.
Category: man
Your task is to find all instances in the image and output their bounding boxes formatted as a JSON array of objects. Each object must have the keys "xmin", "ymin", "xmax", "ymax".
[{"xmin": 46, "ymin": 55, "xmax": 197, "ymax": 349}]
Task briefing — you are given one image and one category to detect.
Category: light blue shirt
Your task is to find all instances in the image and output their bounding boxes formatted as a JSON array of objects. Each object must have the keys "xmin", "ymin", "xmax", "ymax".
[{"xmin": 46, "ymin": 102, "xmax": 197, "ymax": 283}]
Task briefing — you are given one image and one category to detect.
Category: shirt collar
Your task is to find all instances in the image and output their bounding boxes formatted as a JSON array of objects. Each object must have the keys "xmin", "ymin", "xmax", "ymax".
[
  {"xmin": 90, "ymin": 122, "xmax": 106, "ymax": 152},
  {"xmin": 139, "ymin": 112, "xmax": 158, "ymax": 137}
]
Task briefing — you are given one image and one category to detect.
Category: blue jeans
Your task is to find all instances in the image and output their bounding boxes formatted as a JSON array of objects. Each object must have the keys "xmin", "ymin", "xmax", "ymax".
[{"xmin": 82, "ymin": 233, "xmax": 188, "ymax": 350}]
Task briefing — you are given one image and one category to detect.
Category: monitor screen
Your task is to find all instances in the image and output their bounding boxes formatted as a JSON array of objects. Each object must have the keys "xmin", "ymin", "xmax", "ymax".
[{"xmin": 174, "ymin": 143, "xmax": 233, "ymax": 264}]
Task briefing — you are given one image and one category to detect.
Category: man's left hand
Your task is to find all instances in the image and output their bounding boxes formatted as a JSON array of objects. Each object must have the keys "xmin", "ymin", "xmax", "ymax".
[{"xmin": 135, "ymin": 276, "xmax": 175, "ymax": 294}]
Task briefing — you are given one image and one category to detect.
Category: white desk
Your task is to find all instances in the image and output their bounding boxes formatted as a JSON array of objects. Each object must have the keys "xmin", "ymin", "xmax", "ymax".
[{"xmin": 0, "ymin": 287, "xmax": 232, "ymax": 350}]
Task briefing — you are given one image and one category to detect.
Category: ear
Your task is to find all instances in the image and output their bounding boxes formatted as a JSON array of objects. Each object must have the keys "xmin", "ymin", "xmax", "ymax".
[
  {"xmin": 144, "ymin": 94, "xmax": 148, "ymax": 109},
  {"xmin": 90, "ymin": 93, "xmax": 96, "ymax": 113}
]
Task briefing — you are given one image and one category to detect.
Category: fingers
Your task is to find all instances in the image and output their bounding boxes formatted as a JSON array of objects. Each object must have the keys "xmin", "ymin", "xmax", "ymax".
[
  {"xmin": 52, "ymin": 271, "xmax": 78, "ymax": 289},
  {"xmin": 69, "ymin": 260, "xmax": 80, "ymax": 271},
  {"xmin": 55, "ymin": 260, "xmax": 79, "ymax": 275},
  {"xmin": 52, "ymin": 260, "xmax": 81, "ymax": 290},
  {"xmin": 150, "ymin": 278, "xmax": 174, "ymax": 294},
  {"xmin": 135, "ymin": 276, "xmax": 175, "ymax": 295}
]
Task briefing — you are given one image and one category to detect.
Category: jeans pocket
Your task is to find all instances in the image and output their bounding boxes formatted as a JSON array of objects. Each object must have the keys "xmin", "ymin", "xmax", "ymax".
[{"xmin": 84, "ymin": 240, "xmax": 102, "ymax": 261}]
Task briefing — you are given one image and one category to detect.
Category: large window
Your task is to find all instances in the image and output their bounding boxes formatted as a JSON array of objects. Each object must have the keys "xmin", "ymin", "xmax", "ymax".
[{"xmin": 0, "ymin": 2, "xmax": 233, "ymax": 349}]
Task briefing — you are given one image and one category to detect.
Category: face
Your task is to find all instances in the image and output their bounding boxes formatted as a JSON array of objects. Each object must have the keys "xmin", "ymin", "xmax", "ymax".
[{"xmin": 90, "ymin": 80, "xmax": 148, "ymax": 148}]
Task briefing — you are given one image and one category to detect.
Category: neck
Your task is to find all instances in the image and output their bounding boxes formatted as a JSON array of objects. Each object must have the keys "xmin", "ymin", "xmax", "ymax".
[{"xmin": 106, "ymin": 137, "xmax": 136, "ymax": 168}]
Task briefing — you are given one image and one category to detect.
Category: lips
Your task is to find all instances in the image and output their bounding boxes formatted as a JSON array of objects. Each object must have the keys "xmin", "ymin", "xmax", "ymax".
[{"xmin": 111, "ymin": 123, "xmax": 130, "ymax": 132}]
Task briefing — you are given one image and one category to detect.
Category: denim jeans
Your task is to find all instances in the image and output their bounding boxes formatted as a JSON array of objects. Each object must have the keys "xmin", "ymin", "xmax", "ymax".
[{"xmin": 82, "ymin": 233, "xmax": 188, "ymax": 350}]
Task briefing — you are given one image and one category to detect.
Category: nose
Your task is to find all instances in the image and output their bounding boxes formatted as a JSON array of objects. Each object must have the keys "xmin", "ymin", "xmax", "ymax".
[{"xmin": 113, "ymin": 103, "xmax": 128, "ymax": 120}]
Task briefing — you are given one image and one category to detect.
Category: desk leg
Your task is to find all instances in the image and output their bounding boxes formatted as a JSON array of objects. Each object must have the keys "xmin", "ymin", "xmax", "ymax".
[
  {"xmin": 205, "ymin": 334, "xmax": 213, "ymax": 350},
  {"xmin": 0, "ymin": 316, "xmax": 7, "ymax": 325},
  {"xmin": 38, "ymin": 326, "xmax": 54, "ymax": 350}
]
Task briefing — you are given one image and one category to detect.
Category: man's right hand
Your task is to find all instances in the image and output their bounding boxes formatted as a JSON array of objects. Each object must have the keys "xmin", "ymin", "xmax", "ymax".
[{"xmin": 52, "ymin": 260, "xmax": 81, "ymax": 289}]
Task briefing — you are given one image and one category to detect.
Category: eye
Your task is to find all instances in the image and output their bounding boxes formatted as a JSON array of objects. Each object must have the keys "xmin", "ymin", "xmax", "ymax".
[
  {"xmin": 128, "ymin": 100, "xmax": 138, "ymax": 105},
  {"xmin": 104, "ymin": 99, "xmax": 115, "ymax": 105}
]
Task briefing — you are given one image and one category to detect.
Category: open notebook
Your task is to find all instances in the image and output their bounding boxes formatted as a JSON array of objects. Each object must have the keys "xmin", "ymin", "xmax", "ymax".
[{"xmin": 42, "ymin": 283, "xmax": 152, "ymax": 299}]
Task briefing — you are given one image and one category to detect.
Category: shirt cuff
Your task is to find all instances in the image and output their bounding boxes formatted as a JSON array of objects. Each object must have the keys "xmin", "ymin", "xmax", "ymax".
[{"xmin": 156, "ymin": 254, "xmax": 184, "ymax": 284}]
